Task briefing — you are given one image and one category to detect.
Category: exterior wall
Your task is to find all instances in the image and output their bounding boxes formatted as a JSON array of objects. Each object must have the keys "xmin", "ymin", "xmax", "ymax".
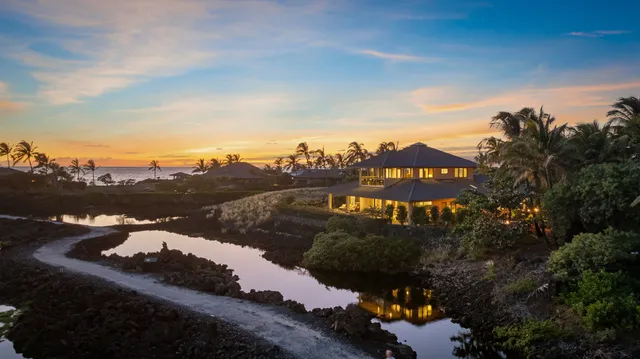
[{"xmin": 433, "ymin": 167, "xmax": 474, "ymax": 180}]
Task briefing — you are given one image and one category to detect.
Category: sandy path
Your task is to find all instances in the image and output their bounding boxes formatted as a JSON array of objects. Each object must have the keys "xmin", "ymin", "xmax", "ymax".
[{"xmin": 0, "ymin": 216, "xmax": 374, "ymax": 359}]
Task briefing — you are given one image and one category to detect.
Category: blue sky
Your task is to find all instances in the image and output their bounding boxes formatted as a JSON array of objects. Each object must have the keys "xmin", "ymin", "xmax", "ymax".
[{"xmin": 0, "ymin": 0, "xmax": 639, "ymax": 166}]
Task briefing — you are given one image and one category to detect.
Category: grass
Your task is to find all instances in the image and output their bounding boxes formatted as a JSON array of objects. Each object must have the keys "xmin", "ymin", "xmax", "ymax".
[{"xmin": 504, "ymin": 278, "xmax": 539, "ymax": 294}]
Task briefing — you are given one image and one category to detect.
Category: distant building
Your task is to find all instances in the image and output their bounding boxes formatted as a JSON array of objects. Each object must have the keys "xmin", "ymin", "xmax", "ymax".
[
  {"xmin": 169, "ymin": 172, "xmax": 191, "ymax": 180},
  {"xmin": 292, "ymin": 168, "xmax": 342, "ymax": 185},
  {"xmin": 327, "ymin": 142, "xmax": 488, "ymax": 224},
  {"xmin": 203, "ymin": 162, "xmax": 267, "ymax": 181}
]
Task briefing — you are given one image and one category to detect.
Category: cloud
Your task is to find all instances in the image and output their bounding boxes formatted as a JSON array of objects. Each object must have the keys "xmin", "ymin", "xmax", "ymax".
[
  {"xmin": 354, "ymin": 49, "xmax": 437, "ymax": 62},
  {"xmin": 84, "ymin": 144, "xmax": 110, "ymax": 148},
  {"xmin": 0, "ymin": 81, "xmax": 26, "ymax": 112},
  {"xmin": 567, "ymin": 30, "xmax": 630, "ymax": 38}
]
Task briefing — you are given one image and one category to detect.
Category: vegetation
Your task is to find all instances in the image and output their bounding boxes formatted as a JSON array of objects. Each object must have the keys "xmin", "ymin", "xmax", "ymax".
[
  {"xmin": 0, "ymin": 142, "xmax": 13, "ymax": 167},
  {"xmin": 13, "ymin": 140, "xmax": 38, "ymax": 171},
  {"xmin": 384, "ymin": 204, "xmax": 394, "ymax": 224},
  {"xmin": 494, "ymin": 319, "xmax": 569, "ymax": 359},
  {"xmin": 395, "ymin": 204, "xmax": 408, "ymax": 225},
  {"xmin": 192, "ymin": 158, "xmax": 210, "ymax": 173},
  {"xmin": 301, "ymin": 231, "xmax": 421, "ymax": 274},
  {"xmin": 410, "ymin": 205, "xmax": 429, "ymax": 226},
  {"xmin": 504, "ymin": 278, "xmax": 538, "ymax": 295},
  {"xmin": 97, "ymin": 173, "xmax": 115, "ymax": 186},
  {"xmin": 83, "ymin": 159, "xmax": 99, "ymax": 185},
  {"xmin": 148, "ymin": 160, "xmax": 161, "ymax": 179},
  {"xmin": 429, "ymin": 205, "xmax": 439, "ymax": 223}
]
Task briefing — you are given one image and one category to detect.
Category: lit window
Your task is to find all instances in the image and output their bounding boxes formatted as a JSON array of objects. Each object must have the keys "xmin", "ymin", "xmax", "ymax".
[
  {"xmin": 441, "ymin": 168, "xmax": 449, "ymax": 174},
  {"xmin": 419, "ymin": 168, "xmax": 434, "ymax": 178},
  {"xmin": 454, "ymin": 168, "xmax": 468, "ymax": 178},
  {"xmin": 402, "ymin": 168, "xmax": 412, "ymax": 178}
]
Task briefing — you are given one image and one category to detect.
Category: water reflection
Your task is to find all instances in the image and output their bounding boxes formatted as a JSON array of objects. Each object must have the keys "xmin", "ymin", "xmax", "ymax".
[
  {"xmin": 0, "ymin": 305, "xmax": 22, "ymax": 359},
  {"xmin": 48, "ymin": 214, "xmax": 173, "ymax": 226},
  {"xmin": 103, "ymin": 230, "xmax": 498, "ymax": 359}
]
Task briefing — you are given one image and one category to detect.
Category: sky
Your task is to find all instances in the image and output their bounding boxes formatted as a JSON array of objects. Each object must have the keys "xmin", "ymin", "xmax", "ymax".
[{"xmin": 0, "ymin": 0, "xmax": 639, "ymax": 167}]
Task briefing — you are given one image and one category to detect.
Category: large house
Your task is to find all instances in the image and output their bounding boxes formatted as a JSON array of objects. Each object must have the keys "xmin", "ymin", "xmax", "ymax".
[
  {"xmin": 327, "ymin": 142, "xmax": 488, "ymax": 223},
  {"xmin": 292, "ymin": 168, "xmax": 342, "ymax": 185},
  {"xmin": 203, "ymin": 162, "xmax": 267, "ymax": 181}
]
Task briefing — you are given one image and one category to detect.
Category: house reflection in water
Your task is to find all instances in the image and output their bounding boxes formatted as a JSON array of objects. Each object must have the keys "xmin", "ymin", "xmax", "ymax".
[{"xmin": 358, "ymin": 287, "xmax": 445, "ymax": 326}]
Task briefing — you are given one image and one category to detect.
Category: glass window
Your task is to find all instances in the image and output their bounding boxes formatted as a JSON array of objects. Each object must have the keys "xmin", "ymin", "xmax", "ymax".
[
  {"xmin": 441, "ymin": 168, "xmax": 449, "ymax": 174},
  {"xmin": 419, "ymin": 168, "xmax": 434, "ymax": 178},
  {"xmin": 402, "ymin": 168, "xmax": 412, "ymax": 178},
  {"xmin": 454, "ymin": 168, "xmax": 468, "ymax": 177}
]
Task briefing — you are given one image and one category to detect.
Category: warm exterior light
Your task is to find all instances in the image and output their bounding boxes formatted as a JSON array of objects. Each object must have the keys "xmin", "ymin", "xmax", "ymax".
[{"xmin": 534, "ymin": 207, "xmax": 539, "ymax": 212}]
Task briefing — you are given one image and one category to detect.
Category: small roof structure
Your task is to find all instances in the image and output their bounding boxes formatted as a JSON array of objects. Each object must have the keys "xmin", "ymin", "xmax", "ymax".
[
  {"xmin": 203, "ymin": 162, "xmax": 267, "ymax": 180},
  {"xmin": 327, "ymin": 175, "xmax": 489, "ymax": 202},
  {"xmin": 293, "ymin": 168, "xmax": 342, "ymax": 179},
  {"xmin": 0, "ymin": 167, "xmax": 22, "ymax": 177},
  {"xmin": 169, "ymin": 172, "xmax": 191, "ymax": 179},
  {"xmin": 350, "ymin": 142, "xmax": 477, "ymax": 169}
]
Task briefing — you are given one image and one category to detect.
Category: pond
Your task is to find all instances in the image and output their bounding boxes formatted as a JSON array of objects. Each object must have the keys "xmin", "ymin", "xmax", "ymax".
[
  {"xmin": 0, "ymin": 305, "xmax": 23, "ymax": 359},
  {"xmin": 47, "ymin": 214, "xmax": 174, "ymax": 226},
  {"xmin": 104, "ymin": 230, "xmax": 503, "ymax": 358}
]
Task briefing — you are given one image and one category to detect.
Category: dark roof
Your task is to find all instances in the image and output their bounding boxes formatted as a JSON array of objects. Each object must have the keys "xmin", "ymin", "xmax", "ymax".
[
  {"xmin": 169, "ymin": 172, "xmax": 190, "ymax": 177},
  {"xmin": 293, "ymin": 169, "xmax": 342, "ymax": 179},
  {"xmin": 0, "ymin": 167, "xmax": 22, "ymax": 176},
  {"xmin": 203, "ymin": 162, "xmax": 266, "ymax": 179},
  {"xmin": 350, "ymin": 142, "xmax": 477, "ymax": 169},
  {"xmin": 327, "ymin": 175, "xmax": 489, "ymax": 202}
]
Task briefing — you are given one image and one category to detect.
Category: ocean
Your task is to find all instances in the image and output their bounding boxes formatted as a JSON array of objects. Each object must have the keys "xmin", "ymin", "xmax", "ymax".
[{"xmin": 14, "ymin": 167, "xmax": 194, "ymax": 183}]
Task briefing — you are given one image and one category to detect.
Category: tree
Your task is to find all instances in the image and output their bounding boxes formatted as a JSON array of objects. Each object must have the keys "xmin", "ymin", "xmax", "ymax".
[
  {"xmin": 224, "ymin": 154, "xmax": 242, "ymax": 165},
  {"xmin": 148, "ymin": 160, "xmax": 161, "ymax": 179},
  {"xmin": 273, "ymin": 157, "xmax": 284, "ymax": 173},
  {"xmin": 375, "ymin": 141, "xmax": 397, "ymax": 154},
  {"xmin": 396, "ymin": 205, "xmax": 408, "ymax": 225},
  {"xmin": 385, "ymin": 204, "xmax": 395, "ymax": 224},
  {"xmin": 430, "ymin": 206, "xmax": 440, "ymax": 223},
  {"xmin": 68, "ymin": 158, "xmax": 85, "ymax": 181},
  {"xmin": 284, "ymin": 154, "xmax": 301, "ymax": 172},
  {"xmin": 410, "ymin": 206, "xmax": 429, "ymax": 226},
  {"xmin": 568, "ymin": 120, "xmax": 623, "ymax": 167},
  {"xmin": 333, "ymin": 153, "xmax": 347, "ymax": 169},
  {"xmin": 0, "ymin": 142, "xmax": 13, "ymax": 167},
  {"xmin": 83, "ymin": 159, "xmax": 99, "ymax": 185},
  {"xmin": 441, "ymin": 207, "xmax": 454, "ymax": 228},
  {"xmin": 314, "ymin": 147, "xmax": 327, "ymax": 170},
  {"xmin": 193, "ymin": 158, "xmax": 210, "ymax": 173},
  {"xmin": 296, "ymin": 142, "xmax": 313, "ymax": 169},
  {"xmin": 345, "ymin": 142, "xmax": 368, "ymax": 165},
  {"xmin": 13, "ymin": 140, "xmax": 38, "ymax": 172},
  {"xmin": 97, "ymin": 173, "xmax": 115, "ymax": 186},
  {"xmin": 34, "ymin": 153, "xmax": 55, "ymax": 175},
  {"xmin": 607, "ymin": 96, "xmax": 640, "ymax": 126},
  {"xmin": 210, "ymin": 158, "xmax": 222, "ymax": 169}
]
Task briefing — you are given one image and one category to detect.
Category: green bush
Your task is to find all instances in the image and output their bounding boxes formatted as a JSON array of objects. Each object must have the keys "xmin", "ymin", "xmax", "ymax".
[
  {"xmin": 441, "ymin": 207, "xmax": 454, "ymax": 226},
  {"xmin": 430, "ymin": 206, "xmax": 440, "ymax": 223},
  {"xmin": 326, "ymin": 216, "xmax": 359, "ymax": 234},
  {"xmin": 548, "ymin": 229, "xmax": 640, "ymax": 279},
  {"xmin": 410, "ymin": 206, "xmax": 429, "ymax": 226},
  {"xmin": 494, "ymin": 319, "xmax": 568, "ymax": 359},
  {"xmin": 461, "ymin": 213, "xmax": 526, "ymax": 254},
  {"xmin": 562, "ymin": 270, "xmax": 640, "ymax": 331},
  {"xmin": 183, "ymin": 175, "xmax": 218, "ymax": 192},
  {"xmin": 396, "ymin": 205, "xmax": 408, "ymax": 225},
  {"xmin": 301, "ymin": 231, "xmax": 421, "ymax": 274},
  {"xmin": 384, "ymin": 204, "xmax": 395, "ymax": 224},
  {"xmin": 504, "ymin": 278, "xmax": 539, "ymax": 295},
  {"xmin": 155, "ymin": 181, "xmax": 179, "ymax": 192}
]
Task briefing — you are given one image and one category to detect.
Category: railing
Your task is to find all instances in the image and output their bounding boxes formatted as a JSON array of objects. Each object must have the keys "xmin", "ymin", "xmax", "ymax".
[{"xmin": 360, "ymin": 176, "xmax": 384, "ymax": 187}]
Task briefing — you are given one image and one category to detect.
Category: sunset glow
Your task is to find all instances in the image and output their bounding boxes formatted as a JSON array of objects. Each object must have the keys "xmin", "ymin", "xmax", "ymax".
[{"xmin": 1, "ymin": 0, "xmax": 639, "ymax": 166}]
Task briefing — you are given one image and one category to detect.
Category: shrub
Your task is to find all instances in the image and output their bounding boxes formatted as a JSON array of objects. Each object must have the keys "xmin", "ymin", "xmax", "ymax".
[
  {"xmin": 384, "ymin": 204, "xmax": 395, "ymax": 224},
  {"xmin": 548, "ymin": 229, "xmax": 640, "ymax": 279},
  {"xmin": 504, "ymin": 278, "xmax": 538, "ymax": 295},
  {"xmin": 461, "ymin": 213, "xmax": 527, "ymax": 254},
  {"xmin": 410, "ymin": 206, "xmax": 429, "ymax": 226},
  {"xmin": 301, "ymin": 232, "xmax": 421, "ymax": 274},
  {"xmin": 494, "ymin": 319, "xmax": 568, "ymax": 359},
  {"xmin": 183, "ymin": 175, "xmax": 219, "ymax": 192},
  {"xmin": 454, "ymin": 209, "xmax": 468, "ymax": 228},
  {"xmin": 396, "ymin": 205, "xmax": 408, "ymax": 225},
  {"xmin": 562, "ymin": 270, "xmax": 640, "ymax": 331},
  {"xmin": 155, "ymin": 181, "xmax": 179, "ymax": 192},
  {"xmin": 441, "ymin": 207, "xmax": 454, "ymax": 226},
  {"xmin": 430, "ymin": 206, "xmax": 440, "ymax": 223},
  {"xmin": 326, "ymin": 216, "xmax": 359, "ymax": 234}
]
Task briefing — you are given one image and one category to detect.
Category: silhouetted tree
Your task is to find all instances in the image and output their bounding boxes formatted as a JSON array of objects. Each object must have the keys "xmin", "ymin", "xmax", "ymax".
[
  {"xmin": 148, "ymin": 160, "xmax": 161, "ymax": 179},
  {"xmin": 13, "ymin": 140, "xmax": 38, "ymax": 172}
]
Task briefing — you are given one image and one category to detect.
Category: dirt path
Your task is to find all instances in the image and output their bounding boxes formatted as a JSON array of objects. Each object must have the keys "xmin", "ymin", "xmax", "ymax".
[{"xmin": 23, "ymin": 222, "xmax": 372, "ymax": 359}]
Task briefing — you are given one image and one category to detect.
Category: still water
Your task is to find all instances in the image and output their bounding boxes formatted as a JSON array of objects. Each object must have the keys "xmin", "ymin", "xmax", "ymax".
[
  {"xmin": 0, "ymin": 305, "xmax": 22, "ymax": 359},
  {"xmin": 103, "ymin": 230, "xmax": 496, "ymax": 358},
  {"xmin": 48, "ymin": 214, "xmax": 171, "ymax": 226}
]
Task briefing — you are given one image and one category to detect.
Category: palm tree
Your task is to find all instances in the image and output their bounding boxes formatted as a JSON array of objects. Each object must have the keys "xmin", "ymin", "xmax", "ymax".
[
  {"xmin": 284, "ymin": 154, "xmax": 301, "ymax": 172},
  {"xmin": 296, "ymin": 142, "xmax": 313, "ymax": 169},
  {"xmin": 68, "ymin": 158, "xmax": 85, "ymax": 181},
  {"xmin": 314, "ymin": 147, "xmax": 328, "ymax": 169},
  {"xmin": 34, "ymin": 153, "xmax": 54, "ymax": 175},
  {"xmin": 607, "ymin": 96, "xmax": 640, "ymax": 126},
  {"xmin": 193, "ymin": 158, "xmax": 210, "ymax": 173},
  {"xmin": 0, "ymin": 142, "xmax": 13, "ymax": 167},
  {"xmin": 345, "ymin": 142, "xmax": 368, "ymax": 165},
  {"xmin": 210, "ymin": 158, "xmax": 222, "ymax": 169},
  {"xmin": 273, "ymin": 157, "xmax": 284, "ymax": 173},
  {"xmin": 568, "ymin": 120, "xmax": 622, "ymax": 166},
  {"xmin": 83, "ymin": 159, "xmax": 99, "ymax": 185},
  {"xmin": 13, "ymin": 140, "xmax": 38, "ymax": 172},
  {"xmin": 375, "ymin": 141, "xmax": 397, "ymax": 154},
  {"xmin": 477, "ymin": 136, "xmax": 504, "ymax": 165},
  {"xmin": 223, "ymin": 153, "xmax": 242, "ymax": 165},
  {"xmin": 148, "ymin": 160, "xmax": 161, "ymax": 179},
  {"xmin": 333, "ymin": 153, "xmax": 347, "ymax": 169}
]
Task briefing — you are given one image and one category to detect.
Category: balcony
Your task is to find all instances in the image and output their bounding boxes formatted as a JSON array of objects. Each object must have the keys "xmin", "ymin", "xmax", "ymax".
[{"xmin": 361, "ymin": 176, "xmax": 384, "ymax": 187}]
